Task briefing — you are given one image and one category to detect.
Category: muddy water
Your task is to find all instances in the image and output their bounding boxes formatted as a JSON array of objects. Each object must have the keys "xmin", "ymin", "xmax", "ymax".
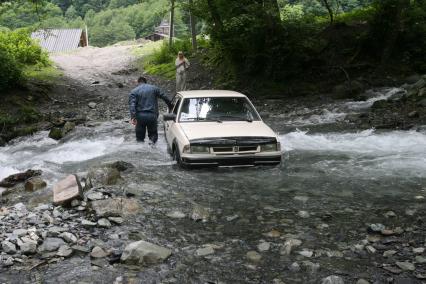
[{"xmin": 1, "ymin": 88, "xmax": 426, "ymax": 283}]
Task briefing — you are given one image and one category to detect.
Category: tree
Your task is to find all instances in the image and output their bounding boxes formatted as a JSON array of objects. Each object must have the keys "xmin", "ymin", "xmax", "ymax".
[
  {"xmin": 65, "ymin": 5, "xmax": 78, "ymax": 19},
  {"xmin": 169, "ymin": 0, "xmax": 175, "ymax": 46},
  {"xmin": 188, "ymin": 0, "xmax": 197, "ymax": 50}
]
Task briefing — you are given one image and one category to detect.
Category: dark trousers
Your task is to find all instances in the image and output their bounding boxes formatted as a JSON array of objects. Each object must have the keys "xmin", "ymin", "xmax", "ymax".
[{"xmin": 135, "ymin": 112, "xmax": 158, "ymax": 143}]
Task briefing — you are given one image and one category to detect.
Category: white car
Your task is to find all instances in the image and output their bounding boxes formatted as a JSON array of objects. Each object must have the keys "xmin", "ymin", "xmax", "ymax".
[{"xmin": 163, "ymin": 90, "xmax": 282, "ymax": 167}]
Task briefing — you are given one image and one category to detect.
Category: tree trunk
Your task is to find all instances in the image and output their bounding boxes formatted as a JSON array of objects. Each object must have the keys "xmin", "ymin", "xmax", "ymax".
[
  {"xmin": 263, "ymin": 0, "xmax": 281, "ymax": 20},
  {"xmin": 320, "ymin": 0, "xmax": 334, "ymax": 24},
  {"xmin": 188, "ymin": 0, "xmax": 197, "ymax": 50},
  {"xmin": 206, "ymin": 0, "xmax": 223, "ymax": 37},
  {"xmin": 169, "ymin": 0, "xmax": 175, "ymax": 47}
]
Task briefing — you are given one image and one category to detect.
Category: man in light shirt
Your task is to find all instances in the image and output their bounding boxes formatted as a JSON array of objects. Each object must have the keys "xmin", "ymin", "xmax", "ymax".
[{"xmin": 175, "ymin": 51, "xmax": 190, "ymax": 91}]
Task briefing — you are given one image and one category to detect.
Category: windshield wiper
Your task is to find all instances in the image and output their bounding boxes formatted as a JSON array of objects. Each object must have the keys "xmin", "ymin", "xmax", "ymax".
[{"xmin": 218, "ymin": 115, "xmax": 253, "ymax": 122}]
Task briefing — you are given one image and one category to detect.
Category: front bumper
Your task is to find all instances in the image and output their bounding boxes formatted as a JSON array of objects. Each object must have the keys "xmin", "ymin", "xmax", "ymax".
[{"xmin": 180, "ymin": 152, "xmax": 282, "ymax": 167}]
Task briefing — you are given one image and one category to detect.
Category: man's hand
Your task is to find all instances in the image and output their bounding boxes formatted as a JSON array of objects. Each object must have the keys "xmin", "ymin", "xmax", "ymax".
[{"xmin": 130, "ymin": 118, "xmax": 137, "ymax": 126}]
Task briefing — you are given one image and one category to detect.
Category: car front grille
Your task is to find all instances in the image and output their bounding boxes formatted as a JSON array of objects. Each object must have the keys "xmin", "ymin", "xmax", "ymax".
[{"xmin": 212, "ymin": 146, "xmax": 259, "ymax": 154}]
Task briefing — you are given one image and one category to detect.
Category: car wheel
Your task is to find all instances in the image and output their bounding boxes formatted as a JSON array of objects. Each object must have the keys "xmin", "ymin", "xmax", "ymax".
[{"xmin": 173, "ymin": 144, "xmax": 183, "ymax": 166}]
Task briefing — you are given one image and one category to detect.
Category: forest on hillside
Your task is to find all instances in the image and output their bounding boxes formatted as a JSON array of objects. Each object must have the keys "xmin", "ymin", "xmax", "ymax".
[{"xmin": 0, "ymin": 0, "xmax": 425, "ymax": 93}]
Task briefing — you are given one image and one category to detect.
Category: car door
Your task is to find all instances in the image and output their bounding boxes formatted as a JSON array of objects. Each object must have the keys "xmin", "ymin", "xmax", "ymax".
[{"xmin": 165, "ymin": 95, "xmax": 182, "ymax": 147}]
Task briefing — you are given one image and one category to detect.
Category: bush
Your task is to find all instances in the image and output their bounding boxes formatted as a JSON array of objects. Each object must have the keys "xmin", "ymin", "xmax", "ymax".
[{"xmin": 0, "ymin": 30, "xmax": 50, "ymax": 91}]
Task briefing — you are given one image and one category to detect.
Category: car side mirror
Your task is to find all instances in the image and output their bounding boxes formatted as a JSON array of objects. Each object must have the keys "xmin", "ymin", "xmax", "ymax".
[{"xmin": 163, "ymin": 113, "xmax": 177, "ymax": 122}]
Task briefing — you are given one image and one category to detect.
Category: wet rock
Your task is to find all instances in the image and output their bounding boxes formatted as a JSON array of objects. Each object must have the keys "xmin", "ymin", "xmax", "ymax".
[
  {"xmin": 301, "ymin": 261, "xmax": 320, "ymax": 274},
  {"xmin": 281, "ymin": 239, "xmax": 302, "ymax": 255},
  {"xmin": 383, "ymin": 250, "xmax": 397, "ymax": 257},
  {"xmin": 98, "ymin": 218, "xmax": 112, "ymax": 228},
  {"xmin": 321, "ymin": 275, "xmax": 344, "ymax": 284},
  {"xmin": 108, "ymin": 217, "xmax": 124, "ymax": 224},
  {"xmin": 59, "ymin": 232, "xmax": 77, "ymax": 243},
  {"xmin": 294, "ymin": 196, "xmax": 309, "ymax": 203},
  {"xmin": 88, "ymin": 102, "xmax": 97, "ymax": 109},
  {"xmin": 246, "ymin": 251, "xmax": 262, "ymax": 263},
  {"xmin": 2, "ymin": 241, "xmax": 17, "ymax": 254},
  {"xmin": 166, "ymin": 211, "xmax": 186, "ymax": 219},
  {"xmin": 413, "ymin": 247, "xmax": 424, "ymax": 254},
  {"xmin": 297, "ymin": 210, "xmax": 310, "ymax": 218},
  {"xmin": 121, "ymin": 241, "xmax": 172, "ymax": 265},
  {"xmin": 263, "ymin": 229, "xmax": 281, "ymax": 238},
  {"xmin": 368, "ymin": 223, "xmax": 385, "ymax": 233},
  {"xmin": 191, "ymin": 204, "xmax": 210, "ymax": 222},
  {"xmin": 257, "ymin": 242, "xmax": 270, "ymax": 252},
  {"xmin": 82, "ymin": 219, "xmax": 97, "ymax": 227},
  {"xmin": 396, "ymin": 261, "xmax": 415, "ymax": 271},
  {"xmin": 384, "ymin": 211, "xmax": 397, "ymax": 218},
  {"xmin": 53, "ymin": 175, "xmax": 83, "ymax": 205},
  {"xmin": 13, "ymin": 228, "xmax": 28, "ymax": 237},
  {"xmin": 57, "ymin": 245, "xmax": 73, "ymax": 257},
  {"xmin": 62, "ymin": 121, "xmax": 75, "ymax": 135},
  {"xmin": 415, "ymin": 256, "xmax": 426, "ymax": 263},
  {"xmin": 366, "ymin": 245, "xmax": 376, "ymax": 254},
  {"xmin": 91, "ymin": 198, "xmax": 141, "ymax": 217},
  {"xmin": 87, "ymin": 167, "xmax": 121, "ymax": 187},
  {"xmin": 86, "ymin": 191, "xmax": 104, "ymax": 201},
  {"xmin": 108, "ymin": 161, "xmax": 135, "ymax": 172},
  {"xmin": 49, "ymin": 127, "xmax": 64, "ymax": 140},
  {"xmin": 299, "ymin": 249, "xmax": 314, "ymax": 257},
  {"xmin": 19, "ymin": 240, "xmax": 37, "ymax": 255},
  {"xmin": 225, "ymin": 214, "xmax": 239, "ymax": 221},
  {"xmin": 289, "ymin": 262, "xmax": 301, "ymax": 272},
  {"xmin": 91, "ymin": 246, "xmax": 109, "ymax": 258},
  {"xmin": 38, "ymin": 237, "xmax": 65, "ymax": 252},
  {"xmin": 24, "ymin": 177, "xmax": 47, "ymax": 191},
  {"xmin": 0, "ymin": 255, "xmax": 14, "ymax": 267},
  {"xmin": 0, "ymin": 170, "xmax": 42, "ymax": 188},
  {"xmin": 356, "ymin": 279, "xmax": 369, "ymax": 284},
  {"xmin": 196, "ymin": 246, "xmax": 215, "ymax": 257}
]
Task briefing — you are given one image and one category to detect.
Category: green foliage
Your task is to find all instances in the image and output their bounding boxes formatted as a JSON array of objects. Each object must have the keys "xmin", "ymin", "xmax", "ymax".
[{"xmin": 0, "ymin": 30, "xmax": 50, "ymax": 91}]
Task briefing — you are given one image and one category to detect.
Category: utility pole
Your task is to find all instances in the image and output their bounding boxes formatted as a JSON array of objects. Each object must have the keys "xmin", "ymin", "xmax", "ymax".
[
  {"xmin": 188, "ymin": 0, "xmax": 197, "ymax": 50},
  {"xmin": 169, "ymin": 0, "xmax": 175, "ymax": 47}
]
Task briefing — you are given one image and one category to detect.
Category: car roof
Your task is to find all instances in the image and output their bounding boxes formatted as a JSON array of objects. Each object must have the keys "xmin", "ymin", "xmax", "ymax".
[{"xmin": 177, "ymin": 90, "xmax": 247, "ymax": 98}]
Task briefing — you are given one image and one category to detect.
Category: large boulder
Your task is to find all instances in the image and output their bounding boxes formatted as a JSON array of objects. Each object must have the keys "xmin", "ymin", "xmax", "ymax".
[
  {"xmin": 86, "ymin": 166, "xmax": 121, "ymax": 188},
  {"xmin": 38, "ymin": 237, "xmax": 65, "ymax": 252},
  {"xmin": 0, "ymin": 170, "xmax": 42, "ymax": 188},
  {"xmin": 48, "ymin": 122, "xmax": 75, "ymax": 141},
  {"xmin": 91, "ymin": 198, "xmax": 141, "ymax": 217},
  {"xmin": 121, "ymin": 241, "xmax": 172, "ymax": 265},
  {"xmin": 25, "ymin": 177, "xmax": 47, "ymax": 191},
  {"xmin": 53, "ymin": 175, "xmax": 83, "ymax": 205}
]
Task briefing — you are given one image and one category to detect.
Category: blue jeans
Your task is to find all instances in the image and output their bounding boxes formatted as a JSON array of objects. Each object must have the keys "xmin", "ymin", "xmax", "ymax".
[{"xmin": 135, "ymin": 112, "xmax": 158, "ymax": 143}]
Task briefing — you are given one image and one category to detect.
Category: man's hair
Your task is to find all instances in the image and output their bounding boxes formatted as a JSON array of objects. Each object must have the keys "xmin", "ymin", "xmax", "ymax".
[{"xmin": 138, "ymin": 76, "xmax": 147, "ymax": 83}]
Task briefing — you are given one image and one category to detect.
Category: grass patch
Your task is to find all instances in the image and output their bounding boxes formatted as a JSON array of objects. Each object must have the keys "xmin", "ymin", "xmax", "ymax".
[
  {"xmin": 144, "ymin": 63, "xmax": 176, "ymax": 80},
  {"xmin": 23, "ymin": 64, "xmax": 63, "ymax": 84}
]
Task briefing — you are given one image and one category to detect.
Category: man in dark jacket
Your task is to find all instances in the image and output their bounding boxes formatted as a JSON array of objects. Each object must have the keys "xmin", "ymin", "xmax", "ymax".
[{"xmin": 129, "ymin": 77, "xmax": 172, "ymax": 143}]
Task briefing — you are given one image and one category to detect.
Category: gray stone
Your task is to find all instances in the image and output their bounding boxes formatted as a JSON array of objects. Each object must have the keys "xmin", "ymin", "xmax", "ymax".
[
  {"xmin": 57, "ymin": 245, "xmax": 73, "ymax": 257},
  {"xmin": 49, "ymin": 127, "xmax": 64, "ymax": 140},
  {"xmin": 121, "ymin": 241, "xmax": 172, "ymax": 265},
  {"xmin": 59, "ymin": 232, "xmax": 78, "ymax": 243},
  {"xmin": 299, "ymin": 249, "xmax": 314, "ymax": 257},
  {"xmin": 383, "ymin": 250, "xmax": 397, "ymax": 257},
  {"xmin": 166, "ymin": 211, "xmax": 186, "ymax": 219},
  {"xmin": 0, "ymin": 255, "xmax": 14, "ymax": 267},
  {"xmin": 19, "ymin": 241, "xmax": 37, "ymax": 255},
  {"xmin": 368, "ymin": 223, "xmax": 385, "ymax": 233},
  {"xmin": 356, "ymin": 279, "xmax": 369, "ymax": 284},
  {"xmin": 91, "ymin": 198, "xmax": 141, "ymax": 217},
  {"xmin": 82, "ymin": 219, "xmax": 97, "ymax": 227},
  {"xmin": 86, "ymin": 191, "xmax": 104, "ymax": 201},
  {"xmin": 38, "ymin": 237, "xmax": 65, "ymax": 252},
  {"xmin": 301, "ymin": 261, "xmax": 320, "ymax": 274},
  {"xmin": 62, "ymin": 121, "xmax": 75, "ymax": 135},
  {"xmin": 413, "ymin": 247, "xmax": 425, "ymax": 254},
  {"xmin": 97, "ymin": 218, "xmax": 112, "ymax": 228},
  {"xmin": 108, "ymin": 217, "xmax": 124, "ymax": 224},
  {"xmin": 246, "ymin": 251, "xmax": 262, "ymax": 263},
  {"xmin": 53, "ymin": 175, "xmax": 83, "ymax": 205},
  {"xmin": 415, "ymin": 256, "xmax": 426, "ymax": 264},
  {"xmin": 88, "ymin": 102, "xmax": 97, "ymax": 109},
  {"xmin": 297, "ymin": 210, "xmax": 310, "ymax": 218},
  {"xmin": 91, "ymin": 246, "xmax": 109, "ymax": 258},
  {"xmin": 196, "ymin": 246, "xmax": 215, "ymax": 257},
  {"xmin": 257, "ymin": 242, "xmax": 270, "ymax": 252},
  {"xmin": 24, "ymin": 177, "xmax": 47, "ymax": 191},
  {"xmin": 289, "ymin": 262, "xmax": 301, "ymax": 272},
  {"xmin": 396, "ymin": 261, "xmax": 415, "ymax": 271},
  {"xmin": 12, "ymin": 229, "xmax": 28, "ymax": 237},
  {"xmin": 87, "ymin": 167, "xmax": 121, "ymax": 187},
  {"xmin": 2, "ymin": 241, "xmax": 17, "ymax": 254},
  {"xmin": 321, "ymin": 275, "xmax": 345, "ymax": 284},
  {"xmin": 191, "ymin": 204, "xmax": 210, "ymax": 222},
  {"xmin": 281, "ymin": 239, "xmax": 302, "ymax": 255}
]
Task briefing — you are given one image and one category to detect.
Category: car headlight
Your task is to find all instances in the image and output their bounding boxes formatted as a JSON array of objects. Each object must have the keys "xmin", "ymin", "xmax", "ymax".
[
  {"xmin": 260, "ymin": 143, "xmax": 278, "ymax": 152},
  {"xmin": 190, "ymin": 145, "xmax": 210, "ymax": 154}
]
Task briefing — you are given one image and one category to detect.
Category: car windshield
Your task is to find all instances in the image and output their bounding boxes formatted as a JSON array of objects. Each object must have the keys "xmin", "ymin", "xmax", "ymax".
[{"xmin": 179, "ymin": 97, "xmax": 261, "ymax": 122}]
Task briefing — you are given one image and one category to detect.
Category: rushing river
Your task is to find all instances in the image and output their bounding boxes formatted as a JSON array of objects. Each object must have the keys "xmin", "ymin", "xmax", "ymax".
[{"xmin": 1, "ymin": 88, "xmax": 425, "ymax": 283}]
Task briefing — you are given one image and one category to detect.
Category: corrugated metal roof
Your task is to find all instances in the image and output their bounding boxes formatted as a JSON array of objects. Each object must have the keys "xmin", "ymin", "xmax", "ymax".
[{"xmin": 31, "ymin": 29, "xmax": 84, "ymax": 53}]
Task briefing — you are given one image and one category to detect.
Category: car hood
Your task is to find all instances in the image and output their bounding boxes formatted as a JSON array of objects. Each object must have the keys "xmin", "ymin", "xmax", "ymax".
[{"xmin": 179, "ymin": 121, "xmax": 277, "ymax": 141}]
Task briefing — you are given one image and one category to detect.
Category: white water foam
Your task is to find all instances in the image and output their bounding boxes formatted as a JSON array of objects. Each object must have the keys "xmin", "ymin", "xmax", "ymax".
[
  {"xmin": 284, "ymin": 109, "xmax": 347, "ymax": 126},
  {"xmin": 281, "ymin": 129, "xmax": 426, "ymax": 177},
  {"xmin": 345, "ymin": 88, "xmax": 405, "ymax": 110}
]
